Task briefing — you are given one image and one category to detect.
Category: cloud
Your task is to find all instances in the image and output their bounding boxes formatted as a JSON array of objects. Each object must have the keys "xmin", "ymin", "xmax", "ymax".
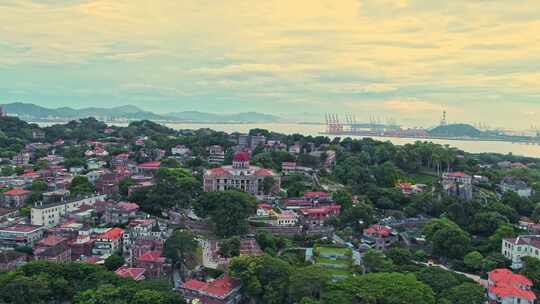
[{"xmin": 0, "ymin": 0, "xmax": 539, "ymax": 128}]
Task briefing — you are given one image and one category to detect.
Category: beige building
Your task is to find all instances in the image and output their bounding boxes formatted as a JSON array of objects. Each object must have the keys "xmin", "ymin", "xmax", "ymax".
[
  {"xmin": 203, "ymin": 151, "xmax": 280, "ymax": 196},
  {"xmin": 31, "ymin": 194, "xmax": 106, "ymax": 227}
]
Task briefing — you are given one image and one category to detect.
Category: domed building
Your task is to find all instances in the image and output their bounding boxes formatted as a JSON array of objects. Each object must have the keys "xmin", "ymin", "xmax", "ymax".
[{"xmin": 203, "ymin": 151, "xmax": 280, "ymax": 196}]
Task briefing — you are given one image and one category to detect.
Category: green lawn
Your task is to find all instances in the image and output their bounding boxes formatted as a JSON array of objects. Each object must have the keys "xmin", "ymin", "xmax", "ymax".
[
  {"xmin": 408, "ymin": 172, "xmax": 438, "ymax": 185},
  {"xmin": 316, "ymin": 257, "xmax": 351, "ymax": 266},
  {"xmin": 316, "ymin": 246, "xmax": 351, "ymax": 256}
]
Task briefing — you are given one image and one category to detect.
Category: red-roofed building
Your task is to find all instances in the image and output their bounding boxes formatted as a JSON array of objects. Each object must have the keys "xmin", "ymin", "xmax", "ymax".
[
  {"xmin": 2, "ymin": 188, "xmax": 31, "ymax": 208},
  {"xmin": 115, "ymin": 265, "xmax": 146, "ymax": 281},
  {"xmin": 299, "ymin": 205, "xmax": 341, "ymax": 227},
  {"xmin": 92, "ymin": 228, "xmax": 124, "ymax": 256},
  {"xmin": 203, "ymin": 151, "xmax": 280, "ymax": 196},
  {"xmin": 442, "ymin": 172, "xmax": 473, "ymax": 201},
  {"xmin": 0, "ymin": 251, "xmax": 27, "ymax": 271},
  {"xmin": 135, "ymin": 251, "xmax": 170, "ymax": 279},
  {"xmin": 136, "ymin": 162, "xmax": 161, "ymax": 174},
  {"xmin": 95, "ymin": 173, "xmax": 122, "ymax": 195},
  {"xmin": 256, "ymin": 203, "xmax": 273, "ymax": 217},
  {"xmin": 304, "ymin": 191, "xmax": 331, "ymax": 199},
  {"xmin": 488, "ymin": 268, "xmax": 536, "ymax": 304},
  {"xmin": 362, "ymin": 224, "xmax": 398, "ymax": 251},
  {"xmin": 37, "ymin": 235, "xmax": 69, "ymax": 248},
  {"xmin": 34, "ymin": 243, "xmax": 71, "ymax": 263},
  {"xmin": 105, "ymin": 202, "xmax": 140, "ymax": 224},
  {"xmin": 111, "ymin": 153, "xmax": 131, "ymax": 168},
  {"xmin": 0, "ymin": 225, "xmax": 45, "ymax": 249},
  {"xmin": 180, "ymin": 275, "xmax": 242, "ymax": 304}
]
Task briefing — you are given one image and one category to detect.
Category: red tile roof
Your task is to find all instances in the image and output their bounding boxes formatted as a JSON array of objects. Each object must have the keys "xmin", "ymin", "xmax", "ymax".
[
  {"xmin": 38, "ymin": 235, "xmax": 68, "ymax": 247},
  {"xmin": 304, "ymin": 191, "xmax": 330, "ymax": 198},
  {"xmin": 489, "ymin": 269, "xmax": 536, "ymax": 301},
  {"xmin": 3, "ymin": 188, "xmax": 31, "ymax": 196},
  {"xmin": 254, "ymin": 168, "xmax": 275, "ymax": 176},
  {"xmin": 137, "ymin": 251, "xmax": 165, "ymax": 263},
  {"xmin": 206, "ymin": 167, "xmax": 230, "ymax": 176},
  {"xmin": 0, "ymin": 225, "xmax": 42, "ymax": 233},
  {"xmin": 115, "ymin": 266, "xmax": 146, "ymax": 281},
  {"xmin": 364, "ymin": 224, "xmax": 393, "ymax": 237},
  {"xmin": 137, "ymin": 162, "xmax": 161, "ymax": 169},
  {"xmin": 183, "ymin": 276, "xmax": 240, "ymax": 299},
  {"xmin": 99, "ymin": 227, "xmax": 124, "ymax": 240},
  {"xmin": 233, "ymin": 151, "xmax": 250, "ymax": 162},
  {"xmin": 446, "ymin": 172, "xmax": 470, "ymax": 178},
  {"xmin": 116, "ymin": 202, "xmax": 140, "ymax": 212}
]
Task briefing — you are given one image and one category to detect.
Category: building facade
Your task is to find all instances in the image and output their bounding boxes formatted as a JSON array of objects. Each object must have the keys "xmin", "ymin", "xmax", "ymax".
[
  {"xmin": 502, "ymin": 235, "xmax": 540, "ymax": 269},
  {"xmin": 203, "ymin": 151, "xmax": 280, "ymax": 196},
  {"xmin": 31, "ymin": 194, "xmax": 107, "ymax": 227}
]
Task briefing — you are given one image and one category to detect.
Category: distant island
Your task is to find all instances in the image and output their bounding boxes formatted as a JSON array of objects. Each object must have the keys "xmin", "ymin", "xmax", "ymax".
[{"xmin": 0, "ymin": 102, "xmax": 283, "ymax": 124}]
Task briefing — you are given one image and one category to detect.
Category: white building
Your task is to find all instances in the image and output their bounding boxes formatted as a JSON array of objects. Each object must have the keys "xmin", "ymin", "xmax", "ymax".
[
  {"xmin": 500, "ymin": 177, "xmax": 533, "ymax": 198},
  {"xmin": 270, "ymin": 210, "xmax": 298, "ymax": 226},
  {"xmin": 502, "ymin": 235, "xmax": 540, "ymax": 269},
  {"xmin": 171, "ymin": 145, "xmax": 191, "ymax": 157},
  {"xmin": 208, "ymin": 145, "xmax": 225, "ymax": 165},
  {"xmin": 31, "ymin": 194, "xmax": 107, "ymax": 227}
]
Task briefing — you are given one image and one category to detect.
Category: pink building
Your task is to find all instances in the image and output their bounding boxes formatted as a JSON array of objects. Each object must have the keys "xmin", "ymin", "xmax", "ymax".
[
  {"xmin": 2, "ymin": 188, "xmax": 31, "ymax": 208},
  {"xmin": 135, "ymin": 251, "xmax": 170, "ymax": 279}
]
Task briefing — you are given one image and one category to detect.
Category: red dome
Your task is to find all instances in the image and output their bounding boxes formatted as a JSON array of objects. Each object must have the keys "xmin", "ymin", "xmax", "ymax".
[{"xmin": 233, "ymin": 151, "xmax": 250, "ymax": 162}]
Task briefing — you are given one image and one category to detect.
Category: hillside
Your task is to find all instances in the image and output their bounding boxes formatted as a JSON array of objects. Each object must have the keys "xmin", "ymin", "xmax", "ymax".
[
  {"xmin": 168, "ymin": 110, "xmax": 281, "ymax": 123},
  {"xmin": 1, "ymin": 102, "xmax": 282, "ymax": 123},
  {"xmin": 429, "ymin": 123, "xmax": 484, "ymax": 138}
]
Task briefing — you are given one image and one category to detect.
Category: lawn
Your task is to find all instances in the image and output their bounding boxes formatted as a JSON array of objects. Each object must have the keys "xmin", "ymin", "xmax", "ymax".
[
  {"xmin": 317, "ymin": 246, "xmax": 351, "ymax": 256},
  {"xmin": 409, "ymin": 171, "xmax": 438, "ymax": 185},
  {"xmin": 316, "ymin": 257, "xmax": 351, "ymax": 266}
]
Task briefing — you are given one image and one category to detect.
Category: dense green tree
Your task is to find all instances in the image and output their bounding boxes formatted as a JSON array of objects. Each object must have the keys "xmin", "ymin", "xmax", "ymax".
[
  {"xmin": 332, "ymin": 190, "xmax": 353, "ymax": 210},
  {"xmin": 164, "ymin": 230, "xmax": 198, "ymax": 272},
  {"xmin": 218, "ymin": 237, "xmax": 241, "ymax": 258},
  {"xmin": 470, "ymin": 211, "xmax": 508, "ymax": 236},
  {"xmin": 263, "ymin": 176, "xmax": 276, "ymax": 195},
  {"xmin": 332, "ymin": 272, "xmax": 436, "ymax": 304},
  {"xmin": 387, "ymin": 247, "xmax": 413, "ymax": 266},
  {"xmin": 463, "ymin": 251, "xmax": 484, "ymax": 272},
  {"xmin": 230, "ymin": 255, "xmax": 291, "ymax": 304},
  {"xmin": 521, "ymin": 257, "xmax": 540, "ymax": 289},
  {"xmin": 363, "ymin": 250, "xmax": 395, "ymax": 273},
  {"xmin": 424, "ymin": 218, "xmax": 471, "ymax": 260},
  {"xmin": 69, "ymin": 176, "xmax": 95, "ymax": 197},
  {"xmin": 194, "ymin": 191, "xmax": 256, "ymax": 237},
  {"xmin": 440, "ymin": 282, "xmax": 486, "ymax": 304},
  {"xmin": 288, "ymin": 266, "xmax": 332, "ymax": 303},
  {"xmin": 104, "ymin": 254, "xmax": 125, "ymax": 271},
  {"xmin": 415, "ymin": 267, "xmax": 461, "ymax": 295}
]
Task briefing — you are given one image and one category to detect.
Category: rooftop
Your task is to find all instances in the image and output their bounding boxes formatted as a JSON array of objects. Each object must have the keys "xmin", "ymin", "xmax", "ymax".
[
  {"xmin": 137, "ymin": 251, "xmax": 166, "ymax": 263},
  {"xmin": 3, "ymin": 188, "xmax": 31, "ymax": 196},
  {"xmin": 0, "ymin": 224, "xmax": 43, "ymax": 233},
  {"xmin": 116, "ymin": 202, "xmax": 140, "ymax": 212},
  {"xmin": 115, "ymin": 266, "xmax": 146, "ymax": 281},
  {"xmin": 137, "ymin": 162, "xmax": 161, "ymax": 169},
  {"xmin": 182, "ymin": 276, "xmax": 240, "ymax": 299},
  {"xmin": 98, "ymin": 227, "xmax": 124, "ymax": 240},
  {"xmin": 489, "ymin": 268, "xmax": 536, "ymax": 301},
  {"xmin": 38, "ymin": 235, "xmax": 68, "ymax": 247}
]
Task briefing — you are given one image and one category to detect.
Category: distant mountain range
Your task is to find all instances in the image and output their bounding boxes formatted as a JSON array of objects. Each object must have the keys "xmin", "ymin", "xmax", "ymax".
[{"xmin": 0, "ymin": 102, "xmax": 282, "ymax": 123}]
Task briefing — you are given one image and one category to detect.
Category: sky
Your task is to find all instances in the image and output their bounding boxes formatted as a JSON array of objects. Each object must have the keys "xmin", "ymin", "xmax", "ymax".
[{"xmin": 0, "ymin": 0, "xmax": 539, "ymax": 129}]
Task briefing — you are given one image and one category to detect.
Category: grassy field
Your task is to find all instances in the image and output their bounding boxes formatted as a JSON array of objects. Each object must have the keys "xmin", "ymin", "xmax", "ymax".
[
  {"xmin": 316, "ymin": 246, "xmax": 351, "ymax": 256},
  {"xmin": 408, "ymin": 171, "xmax": 438, "ymax": 185},
  {"xmin": 316, "ymin": 257, "xmax": 351, "ymax": 266}
]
